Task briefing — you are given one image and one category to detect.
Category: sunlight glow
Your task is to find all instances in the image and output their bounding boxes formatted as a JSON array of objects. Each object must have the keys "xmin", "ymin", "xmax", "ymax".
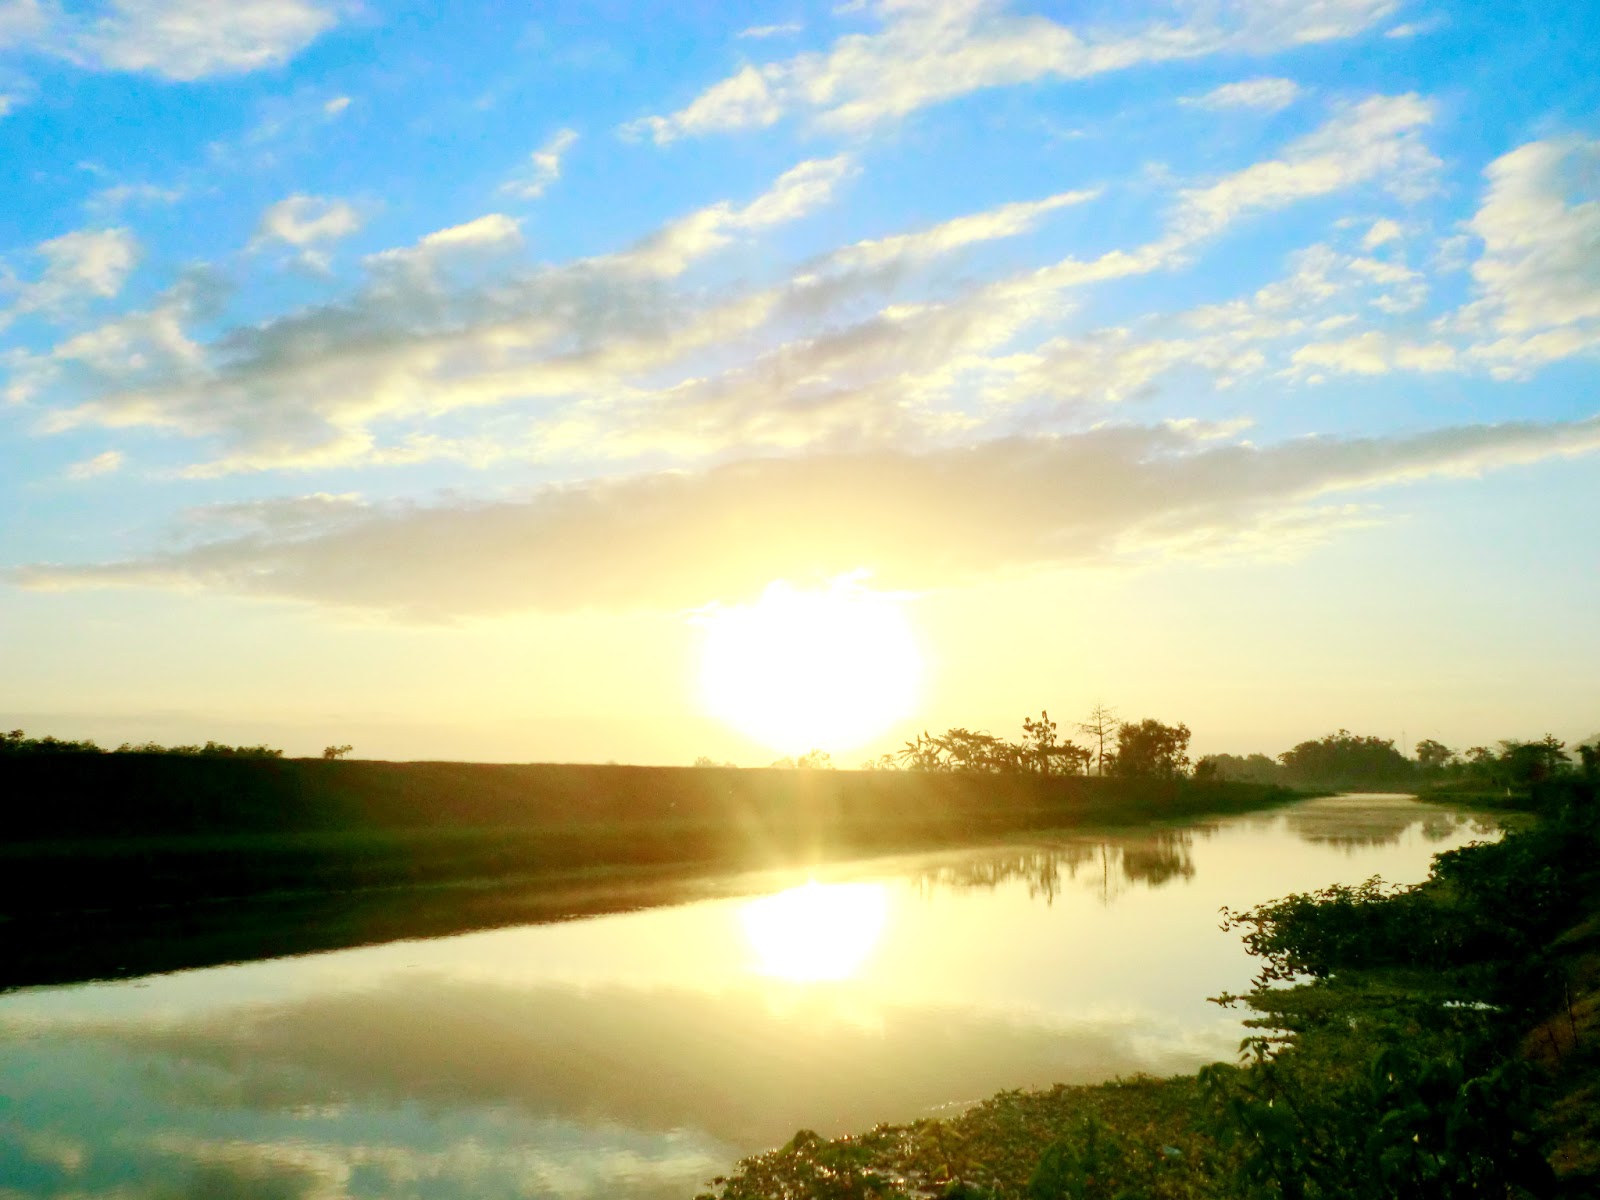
[
  {"xmin": 740, "ymin": 881, "xmax": 891, "ymax": 982},
  {"xmin": 699, "ymin": 578, "xmax": 922, "ymax": 756}
]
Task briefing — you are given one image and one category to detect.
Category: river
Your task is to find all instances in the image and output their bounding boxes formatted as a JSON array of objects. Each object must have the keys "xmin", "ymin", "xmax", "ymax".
[{"xmin": 0, "ymin": 794, "xmax": 1496, "ymax": 1200}]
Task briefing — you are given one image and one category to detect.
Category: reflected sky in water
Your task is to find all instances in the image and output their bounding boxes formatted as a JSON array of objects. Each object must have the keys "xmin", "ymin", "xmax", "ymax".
[{"xmin": 0, "ymin": 795, "xmax": 1497, "ymax": 1200}]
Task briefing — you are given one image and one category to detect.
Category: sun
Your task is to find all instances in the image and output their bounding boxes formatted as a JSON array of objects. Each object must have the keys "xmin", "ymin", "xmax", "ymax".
[{"xmin": 698, "ymin": 578, "xmax": 922, "ymax": 757}]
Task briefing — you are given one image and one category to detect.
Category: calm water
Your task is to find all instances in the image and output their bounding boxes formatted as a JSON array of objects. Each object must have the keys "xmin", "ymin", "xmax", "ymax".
[{"xmin": 0, "ymin": 795, "xmax": 1495, "ymax": 1200}]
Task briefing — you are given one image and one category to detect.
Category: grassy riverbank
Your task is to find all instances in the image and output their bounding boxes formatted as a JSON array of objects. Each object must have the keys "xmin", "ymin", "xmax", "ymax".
[
  {"xmin": 0, "ymin": 755, "xmax": 1296, "ymax": 990},
  {"xmin": 706, "ymin": 773, "xmax": 1600, "ymax": 1199}
]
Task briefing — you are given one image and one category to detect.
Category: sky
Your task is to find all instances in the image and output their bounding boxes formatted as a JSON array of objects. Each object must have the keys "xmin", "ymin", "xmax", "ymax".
[{"xmin": 1, "ymin": 0, "xmax": 1597, "ymax": 764}]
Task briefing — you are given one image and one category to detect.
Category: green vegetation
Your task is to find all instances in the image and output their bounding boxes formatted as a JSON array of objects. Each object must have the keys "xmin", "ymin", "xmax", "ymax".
[{"xmin": 706, "ymin": 759, "xmax": 1600, "ymax": 1198}]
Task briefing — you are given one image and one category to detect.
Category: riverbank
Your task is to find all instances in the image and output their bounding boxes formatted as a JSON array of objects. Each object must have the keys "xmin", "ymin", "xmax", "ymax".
[
  {"xmin": 0, "ymin": 756, "xmax": 1297, "ymax": 990},
  {"xmin": 706, "ymin": 775, "xmax": 1600, "ymax": 1198}
]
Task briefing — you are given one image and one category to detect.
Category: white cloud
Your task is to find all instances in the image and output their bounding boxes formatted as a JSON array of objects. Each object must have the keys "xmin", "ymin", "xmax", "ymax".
[
  {"xmin": 255, "ymin": 195, "xmax": 361, "ymax": 248},
  {"xmin": 362, "ymin": 213, "xmax": 525, "ymax": 279},
  {"xmin": 1444, "ymin": 137, "xmax": 1600, "ymax": 377},
  {"xmin": 64, "ymin": 449, "xmax": 124, "ymax": 479},
  {"xmin": 1181, "ymin": 77, "xmax": 1303, "ymax": 112},
  {"xmin": 5, "ymin": 270, "xmax": 215, "ymax": 406},
  {"xmin": 816, "ymin": 189, "xmax": 1099, "ymax": 275},
  {"xmin": 74, "ymin": 0, "xmax": 341, "ymax": 81},
  {"xmin": 323, "ymin": 94, "xmax": 350, "ymax": 116},
  {"xmin": 1, "ymin": 226, "xmax": 139, "ymax": 329},
  {"xmin": 501, "ymin": 128, "xmax": 579, "ymax": 201},
  {"xmin": 738, "ymin": 22, "xmax": 803, "ymax": 39},
  {"xmin": 34, "ymin": 97, "xmax": 1453, "ymax": 478},
  {"xmin": 598, "ymin": 155, "xmax": 854, "ymax": 277},
  {"xmin": 1362, "ymin": 217, "xmax": 1403, "ymax": 249},
  {"xmin": 1462, "ymin": 137, "xmax": 1600, "ymax": 335},
  {"xmin": 36, "ymin": 158, "xmax": 852, "ymax": 474},
  {"xmin": 16, "ymin": 416, "xmax": 1598, "ymax": 619},
  {"xmin": 34, "ymin": 227, "xmax": 138, "ymax": 299},
  {"xmin": 0, "ymin": 91, "xmax": 17, "ymax": 117},
  {"xmin": 252, "ymin": 195, "xmax": 362, "ymax": 269},
  {"xmin": 84, "ymin": 181, "xmax": 185, "ymax": 215},
  {"xmin": 628, "ymin": 0, "xmax": 1395, "ymax": 143},
  {"xmin": 1173, "ymin": 94, "xmax": 1438, "ymax": 240},
  {"xmin": 0, "ymin": 0, "xmax": 49, "ymax": 45},
  {"xmin": 1466, "ymin": 328, "xmax": 1600, "ymax": 379},
  {"xmin": 412, "ymin": 213, "xmax": 523, "ymax": 253},
  {"xmin": 1384, "ymin": 15, "xmax": 1445, "ymax": 39},
  {"xmin": 624, "ymin": 65, "xmax": 783, "ymax": 144},
  {"xmin": 1289, "ymin": 330, "xmax": 1457, "ymax": 377}
]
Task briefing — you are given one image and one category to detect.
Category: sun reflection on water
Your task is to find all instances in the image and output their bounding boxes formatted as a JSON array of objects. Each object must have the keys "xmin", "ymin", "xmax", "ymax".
[{"xmin": 739, "ymin": 881, "xmax": 891, "ymax": 982}]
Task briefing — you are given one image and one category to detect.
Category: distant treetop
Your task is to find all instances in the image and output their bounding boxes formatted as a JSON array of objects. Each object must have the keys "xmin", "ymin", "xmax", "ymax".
[{"xmin": 0, "ymin": 730, "xmax": 283, "ymax": 758}]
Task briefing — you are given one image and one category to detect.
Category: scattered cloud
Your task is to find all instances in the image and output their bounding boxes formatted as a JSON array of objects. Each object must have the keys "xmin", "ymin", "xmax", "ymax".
[
  {"xmin": 16, "ymin": 416, "xmax": 1599, "ymax": 619},
  {"xmin": 35, "ymin": 158, "xmax": 853, "ymax": 474},
  {"xmin": 384, "ymin": 214, "xmax": 521, "ymax": 256},
  {"xmin": 1441, "ymin": 137, "xmax": 1600, "ymax": 378},
  {"xmin": 1384, "ymin": 15, "xmax": 1446, "ymax": 39},
  {"xmin": 0, "ymin": 0, "xmax": 50, "ymax": 46},
  {"xmin": 1182, "ymin": 77, "xmax": 1303, "ymax": 112},
  {"xmin": 627, "ymin": 0, "xmax": 1396, "ymax": 143},
  {"xmin": 64, "ymin": 449, "xmax": 124, "ymax": 479},
  {"xmin": 814, "ymin": 189, "xmax": 1099, "ymax": 276},
  {"xmin": 251, "ymin": 194, "xmax": 363, "ymax": 269},
  {"xmin": 1173, "ymin": 94, "xmax": 1438, "ymax": 240},
  {"xmin": 323, "ymin": 94, "xmax": 350, "ymax": 116},
  {"xmin": 1362, "ymin": 217, "xmax": 1403, "ymax": 249},
  {"xmin": 0, "ymin": 226, "xmax": 139, "ymax": 330},
  {"xmin": 366, "ymin": 213, "xmax": 524, "ymax": 269},
  {"xmin": 84, "ymin": 181, "xmax": 185, "ymax": 216},
  {"xmin": 738, "ymin": 22, "xmax": 803, "ymax": 39},
  {"xmin": 595, "ymin": 154, "xmax": 854, "ymax": 277},
  {"xmin": 71, "ymin": 0, "xmax": 343, "ymax": 81},
  {"xmin": 501, "ymin": 128, "xmax": 579, "ymax": 201},
  {"xmin": 4, "ymin": 269, "xmax": 216, "ymax": 406},
  {"xmin": 1461, "ymin": 137, "xmax": 1600, "ymax": 334},
  {"xmin": 1289, "ymin": 330, "xmax": 1457, "ymax": 378},
  {"xmin": 22, "ymin": 96, "xmax": 1453, "ymax": 477}
]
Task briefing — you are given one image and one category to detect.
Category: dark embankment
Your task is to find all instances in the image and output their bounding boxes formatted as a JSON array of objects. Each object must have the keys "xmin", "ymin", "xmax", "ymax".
[{"xmin": 0, "ymin": 755, "xmax": 1294, "ymax": 990}]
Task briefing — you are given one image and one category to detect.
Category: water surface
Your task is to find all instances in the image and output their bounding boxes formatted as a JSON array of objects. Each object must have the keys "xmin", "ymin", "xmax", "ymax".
[{"xmin": 0, "ymin": 795, "xmax": 1495, "ymax": 1200}]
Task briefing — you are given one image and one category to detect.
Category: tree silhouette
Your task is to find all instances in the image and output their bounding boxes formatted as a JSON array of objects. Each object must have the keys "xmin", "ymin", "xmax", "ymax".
[
  {"xmin": 1278, "ymin": 730, "xmax": 1411, "ymax": 787},
  {"xmin": 896, "ymin": 714, "xmax": 1090, "ymax": 775},
  {"xmin": 1414, "ymin": 738, "xmax": 1454, "ymax": 772},
  {"xmin": 1076, "ymin": 703, "xmax": 1119, "ymax": 776},
  {"xmin": 1110, "ymin": 718, "xmax": 1192, "ymax": 780}
]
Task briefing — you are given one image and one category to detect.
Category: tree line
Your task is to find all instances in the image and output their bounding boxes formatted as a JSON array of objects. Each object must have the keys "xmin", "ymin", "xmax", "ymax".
[
  {"xmin": 752, "ymin": 709, "xmax": 1598, "ymax": 795},
  {"xmin": 0, "ymin": 730, "xmax": 284, "ymax": 758},
  {"xmin": 1200, "ymin": 727, "xmax": 1598, "ymax": 790},
  {"xmin": 860, "ymin": 704, "xmax": 1196, "ymax": 780}
]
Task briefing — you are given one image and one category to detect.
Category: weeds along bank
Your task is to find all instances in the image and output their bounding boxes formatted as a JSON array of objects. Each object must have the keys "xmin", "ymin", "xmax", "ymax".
[{"xmin": 707, "ymin": 770, "xmax": 1600, "ymax": 1199}]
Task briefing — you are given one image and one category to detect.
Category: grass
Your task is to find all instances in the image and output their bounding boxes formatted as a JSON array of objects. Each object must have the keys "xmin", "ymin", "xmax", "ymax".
[{"xmin": 703, "ymin": 1076, "xmax": 1223, "ymax": 1200}]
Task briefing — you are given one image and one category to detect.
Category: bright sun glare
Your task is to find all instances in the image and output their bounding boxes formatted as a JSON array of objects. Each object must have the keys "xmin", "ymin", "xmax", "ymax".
[
  {"xmin": 740, "ymin": 881, "xmax": 891, "ymax": 982},
  {"xmin": 699, "ymin": 578, "xmax": 922, "ymax": 756}
]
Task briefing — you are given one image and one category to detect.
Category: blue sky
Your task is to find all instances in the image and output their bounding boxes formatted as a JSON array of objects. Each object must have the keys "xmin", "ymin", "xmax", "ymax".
[{"xmin": 1, "ymin": 0, "xmax": 1597, "ymax": 761}]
